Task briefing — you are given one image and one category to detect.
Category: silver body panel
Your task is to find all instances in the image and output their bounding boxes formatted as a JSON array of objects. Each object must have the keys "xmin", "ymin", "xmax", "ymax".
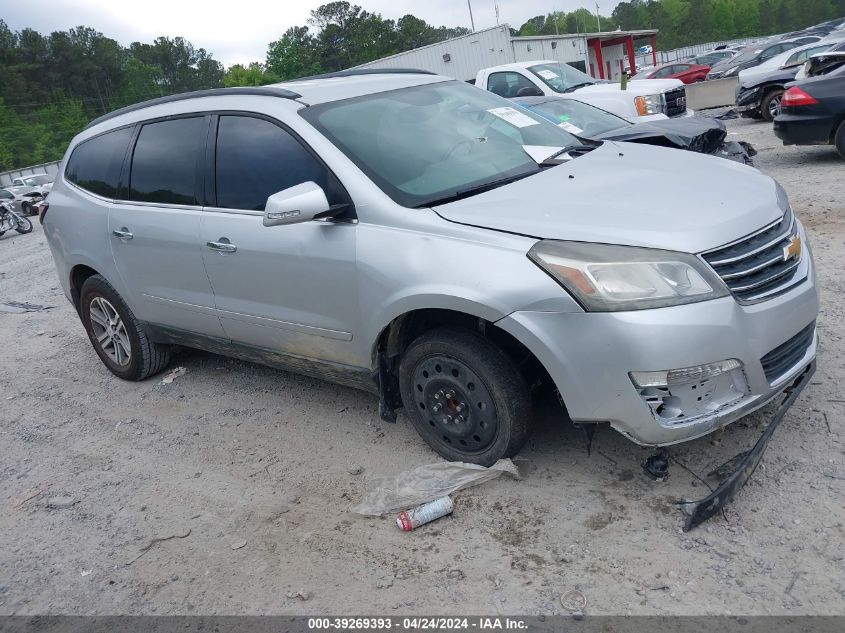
[{"xmin": 44, "ymin": 75, "xmax": 819, "ymax": 446}]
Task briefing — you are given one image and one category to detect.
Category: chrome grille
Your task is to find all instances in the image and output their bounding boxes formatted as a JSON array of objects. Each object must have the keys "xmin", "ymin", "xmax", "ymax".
[
  {"xmin": 664, "ymin": 87, "xmax": 687, "ymax": 117},
  {"xmin": 701, "ymin": 208, "xmax": 805, "ymax": 303}
]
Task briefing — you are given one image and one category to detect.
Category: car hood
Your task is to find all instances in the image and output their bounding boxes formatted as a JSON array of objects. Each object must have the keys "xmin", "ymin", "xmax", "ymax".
[
  {"xmin": 432, "ymin": 141, "xmax": 782, "ymax": 253},
  {"xmin": 574, "ymin": 78, "xmax": 683, "ymax": 95},
  {"xmin": 739, "ymin": 68, "xmax": 797, "ymax": 91},
  {"xmin": 595, "ymin": 117, "xmax": 727, "ymax": 154}
]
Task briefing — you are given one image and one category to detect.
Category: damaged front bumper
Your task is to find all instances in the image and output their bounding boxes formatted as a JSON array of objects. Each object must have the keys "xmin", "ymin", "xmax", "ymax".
[{"xmin": 679, "ymin": 359, "xmax": 815, "ymax": 530}]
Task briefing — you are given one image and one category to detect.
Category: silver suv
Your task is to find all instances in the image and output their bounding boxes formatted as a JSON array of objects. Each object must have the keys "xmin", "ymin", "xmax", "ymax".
[{"xmin": 44, "ymin": 70, "xmax": 818, "ymax": 467}]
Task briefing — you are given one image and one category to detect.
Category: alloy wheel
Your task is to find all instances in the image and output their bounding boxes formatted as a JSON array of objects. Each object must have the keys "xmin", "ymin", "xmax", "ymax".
[{"xmin": 89, "ymin": 296, "xmax": 131, "ymax": 366}]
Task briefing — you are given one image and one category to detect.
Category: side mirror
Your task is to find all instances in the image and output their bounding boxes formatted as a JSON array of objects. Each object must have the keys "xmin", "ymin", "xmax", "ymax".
[{"xmin": 263, "ymin": 182, "xmax": 332, "ymax": 227}]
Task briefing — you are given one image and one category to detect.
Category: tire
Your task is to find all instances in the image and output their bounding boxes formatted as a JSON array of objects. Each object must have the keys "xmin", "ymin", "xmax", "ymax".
[
  {"xmin": 79, "ymin": 275, "xmax": 171, "ymax": 381},
  {"xmin": 398, "ymin": 327, "xmax": 532, "ymax": 466},
  {"xmin": 761, "ymin": 89, "xmax": 784, "ymax": 122},
  {"xmin": 835, "ymin": 121, "xmax": 845, "ymax": 160},
  {"xmin": 14, "ymin": 215, "xmax": 32, "ymax": 234}
]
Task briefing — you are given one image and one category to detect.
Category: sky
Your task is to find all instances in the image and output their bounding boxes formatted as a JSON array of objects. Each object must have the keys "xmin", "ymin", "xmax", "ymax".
[{"xmin": 2, "ymin": 0, "xmax": 623, "ymax": 66}]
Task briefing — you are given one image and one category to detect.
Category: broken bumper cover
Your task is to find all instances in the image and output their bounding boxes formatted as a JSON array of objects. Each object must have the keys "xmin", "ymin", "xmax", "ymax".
[{"xmin": 679, "ymin": 359, "xmax": 815, "ymax": 531}]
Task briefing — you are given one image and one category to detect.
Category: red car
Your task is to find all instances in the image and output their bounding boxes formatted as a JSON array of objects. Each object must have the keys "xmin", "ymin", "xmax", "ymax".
[{"xmin": 635, "ymin": 62, "xmax": 711, "ymax": 84}]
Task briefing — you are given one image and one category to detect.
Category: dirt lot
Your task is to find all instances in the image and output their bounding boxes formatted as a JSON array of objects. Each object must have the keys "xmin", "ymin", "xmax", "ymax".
[{"xmin": 1, "ymin": 118, "xmax": 843, "ymax": 616}]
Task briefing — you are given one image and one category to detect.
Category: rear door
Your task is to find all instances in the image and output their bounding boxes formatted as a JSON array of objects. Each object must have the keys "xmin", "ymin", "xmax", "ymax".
[
  {"xmin": 199, "ymin": 113, "xmax": 358, "ymax": 364},
  {"xmin": 109, "ymin": 115, "xmax": 225, "ymax": 337}
]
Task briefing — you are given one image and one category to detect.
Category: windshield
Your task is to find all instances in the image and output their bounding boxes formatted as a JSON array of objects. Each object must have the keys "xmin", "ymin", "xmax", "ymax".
[
  {"xmin": 517, "ymin": 98, "xmax": 629, "ymax": 137},
  {"xmin": 302, "ymin": 81, "xmax": 583, "ymax": 208},
  {"xmin": 23, "ymin": 175, "xmax": 51, "ymax": 186},
  {"xmin": 527, "ymin": 63, "xmax": 597, "ymax": 93}
]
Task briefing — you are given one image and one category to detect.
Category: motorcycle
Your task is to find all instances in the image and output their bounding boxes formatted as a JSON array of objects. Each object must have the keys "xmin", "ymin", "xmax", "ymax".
[{"xmin": 0, "ymin": 199, "xmax": 33, "ymax": 237}]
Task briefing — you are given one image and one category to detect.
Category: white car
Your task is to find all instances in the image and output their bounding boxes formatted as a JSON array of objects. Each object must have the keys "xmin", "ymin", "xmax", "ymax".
[
  {"xmin": 7, "ymin": 173, "xmax": 53, "ymax": 197},
  {"xmin": 476, "ymin": 61, "xmax": 691, "ymax": 122}
]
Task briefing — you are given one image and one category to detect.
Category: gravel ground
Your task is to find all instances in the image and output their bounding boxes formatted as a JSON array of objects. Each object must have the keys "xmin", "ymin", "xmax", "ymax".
[{"xmin": 1, "ymin": 119, "xmax": 843, "ymax": 616}]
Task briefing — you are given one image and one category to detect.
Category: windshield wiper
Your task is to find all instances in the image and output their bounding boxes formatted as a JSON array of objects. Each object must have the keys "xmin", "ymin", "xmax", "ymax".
[
  {"xmin": 417, "ymin": 170, "xmax": 540, "ymax": 207},
  {"xmin": 539, "ymin": 144, "xmax": 597, "ymax": 166},
  {"xmin": 563, "ymin": 82, "xmax": 596, "ymax": 93}
]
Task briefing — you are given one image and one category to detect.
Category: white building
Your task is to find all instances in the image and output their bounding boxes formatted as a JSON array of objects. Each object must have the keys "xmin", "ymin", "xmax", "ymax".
[{"xmin": 356, "ymin": 24, "xmax": 659, "ymax": 82}]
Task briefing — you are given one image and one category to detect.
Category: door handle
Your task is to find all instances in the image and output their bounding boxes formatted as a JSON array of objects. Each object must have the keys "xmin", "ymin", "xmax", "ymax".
[
  {"xmin": 112, "ymin": 229, "xmax": 133, "ymax": 240},
  {"xmin": 206, "ymin": 240, "xmax": 237, "ymax": 253}
]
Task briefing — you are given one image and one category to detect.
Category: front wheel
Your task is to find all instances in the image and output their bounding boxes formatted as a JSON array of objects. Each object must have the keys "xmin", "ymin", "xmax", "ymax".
[
  {"xmin": 761, "ymin": 89, "xmax": 784, "ymax": 122},
  {"xmin": 14, "ymin": 215, "xmax": 32, "ymax": 234},
  {"xmin": 399, "ymin": 327, "xmax": 532, "ymax": 466}
]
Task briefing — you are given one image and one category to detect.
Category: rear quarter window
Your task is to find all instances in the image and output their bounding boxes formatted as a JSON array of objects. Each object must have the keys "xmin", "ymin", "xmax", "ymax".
[{"xmin": 65, "ymin": 127, "xmax": 133, "ymax": 198}]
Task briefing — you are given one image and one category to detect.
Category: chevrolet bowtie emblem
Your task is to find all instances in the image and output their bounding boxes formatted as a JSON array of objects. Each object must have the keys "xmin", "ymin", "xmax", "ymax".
[{"xmin": 783, "ymin": 235, "xmax": 802, "ymax": 262}]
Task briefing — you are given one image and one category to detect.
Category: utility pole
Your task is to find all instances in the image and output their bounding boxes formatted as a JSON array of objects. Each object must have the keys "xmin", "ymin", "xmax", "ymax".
[
  {"xmin": 554, "ymin": 6, "xmax": 560, "ymax": 35},
  {"xmin": 595, "ymin": 3, "xmax": 601, "ymax": 32},
  {"xmin": 467, "ymin": 0, "xmax": 475, "ymax": 32},
  {"xmin": 494, "ymin": 1, "xmax": 500, "ymax": 26}
]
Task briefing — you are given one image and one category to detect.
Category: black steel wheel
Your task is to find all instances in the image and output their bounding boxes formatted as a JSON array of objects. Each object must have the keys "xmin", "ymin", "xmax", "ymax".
[{"xmin": 399, "ymin": 327, "xmax": 532, "ymax": 466}]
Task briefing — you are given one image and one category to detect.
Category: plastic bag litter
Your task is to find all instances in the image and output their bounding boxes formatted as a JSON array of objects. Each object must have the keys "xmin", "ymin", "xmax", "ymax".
[{"xmin": 353, "ymin": 459, "xmax": 520, "ymax": 516}]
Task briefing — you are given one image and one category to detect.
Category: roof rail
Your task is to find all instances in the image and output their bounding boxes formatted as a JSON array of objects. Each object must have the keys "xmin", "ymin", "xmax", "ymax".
[
  {"xmin": 84, "ymin": 86, "xmax": 302, "ymax": 130},
  {"xmin": 292, "ymin": 68, "xmax": 437, "ymax": 81}
]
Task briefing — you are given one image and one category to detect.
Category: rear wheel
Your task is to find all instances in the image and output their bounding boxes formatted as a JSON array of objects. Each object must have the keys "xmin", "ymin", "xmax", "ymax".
[
  {"xmin": 761, "ymin": 89, "xmax": 784, "ymax": 122},
  {"xmin": 80, "ymin": 275, "xmax": 171, "ymax": 381},
  {"xmin": 398, "ymin": 327, "xmax": 532, "ymax": 466},
  {"xmin": 835, "ymin": 121, "xmax": 845, "ymax": 160}
]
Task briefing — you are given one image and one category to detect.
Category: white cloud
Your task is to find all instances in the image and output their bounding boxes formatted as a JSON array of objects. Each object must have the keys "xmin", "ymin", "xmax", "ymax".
[{"xmin": 3, "ymin": 0, "xmax": 621, "ymax": 66}]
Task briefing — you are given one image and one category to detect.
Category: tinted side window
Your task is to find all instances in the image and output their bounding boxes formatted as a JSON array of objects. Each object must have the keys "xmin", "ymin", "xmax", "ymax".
[
  {"xmin": 486, "ymin": 72, "xmax": 538, "ymax": 98},
  {"xmin": 215, "ymin": 116, "xmax": 329, "ymax": 211},
  {"xmin": 129, "ymin": 117, "xmax": 205, "ymax": 205},
  {"xmin": 65, "ymin": 127, "xmax": 133, "ymax": 198}
]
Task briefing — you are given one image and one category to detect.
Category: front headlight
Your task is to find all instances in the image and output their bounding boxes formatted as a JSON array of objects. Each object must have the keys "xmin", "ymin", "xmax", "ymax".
[
  {"xmin": 634, "ymin": 93, "xmax": 664, "ymax": 116},
  {"xmin": 528, "ymin": 241, "xmax": 729, "ymax": 312},
  {"xmin": 723, "ymin": 66, "xmax": 739, "ymax": 77}
]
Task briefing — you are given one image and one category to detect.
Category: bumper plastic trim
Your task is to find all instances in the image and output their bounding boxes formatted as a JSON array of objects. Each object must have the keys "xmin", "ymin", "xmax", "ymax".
[{"xmin": 678, "ymin": 359, "xmax": 815, "ymax": 531}]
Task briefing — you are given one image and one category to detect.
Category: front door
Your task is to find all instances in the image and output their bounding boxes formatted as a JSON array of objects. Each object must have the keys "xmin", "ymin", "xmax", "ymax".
[
  {"xmin": 199, "ymin": 114, "xmax": 358, "ymax": 364},
  {"xmin": 110, "ymin": 115, "xmax": 225, "ymax": 338}
]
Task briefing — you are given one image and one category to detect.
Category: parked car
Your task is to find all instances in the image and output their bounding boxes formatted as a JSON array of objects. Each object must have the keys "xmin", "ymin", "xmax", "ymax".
[
  {"xmin": 513, "ymin": 95, "xmax": 754, "ymax": 163},
  {"xmin": 633, "ymin": 62, "xmax": 710, "ymax": 84},
  {"xmin": 774, "ymin": 53, "xmax": 845, "ymax": 158},
  {"xmin": 6, "ymin": 173, "xmax": 53, "ymax": 196},
  {"xmin": 795, "ymin": 41, "xmax": 845, "ymax": 79},
  {"xmin": 687, "ymin": 49, "xmax": 739, "ymax": 67},
  {"xmin": 638, "ymin": 45, "xmax": 653, "ymax": 54},
  {"xmin": 477, "ymin": 61, "xmax": 691, "ymax": 122},
  {"xmin": 736, "ymin": 43, "xmax": 834, "ymax": 121},
  {"xmin": 0, "ymin": 187, "xmax": 43, "ymax": 215},
  {"xmin": 44, "ymin": 72, "xmax": 818, "ymax": 516},
  {"xmin": 708, "ymin": 39, "xmax": 805, "ymax": 79}
]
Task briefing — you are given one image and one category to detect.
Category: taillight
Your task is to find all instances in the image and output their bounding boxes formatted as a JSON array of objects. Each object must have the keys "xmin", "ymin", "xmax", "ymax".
[
  {"xmin": 782, "ymin": 87, "xmax": 819, "ymax": 108},
  {"xmin": 37, "ymin": 201, "xmax": 49, "ymax": 225}
]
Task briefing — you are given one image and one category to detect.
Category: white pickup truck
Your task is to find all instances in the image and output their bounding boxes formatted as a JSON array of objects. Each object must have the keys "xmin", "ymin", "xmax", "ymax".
[{"xmin": 476, "ymin": 61, "xmax": 692, "ymax": 122}]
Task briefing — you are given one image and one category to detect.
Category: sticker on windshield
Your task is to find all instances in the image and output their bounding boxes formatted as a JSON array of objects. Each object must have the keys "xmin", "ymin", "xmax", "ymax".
[
  {"xmin": 488, "ymin": 107, "xmax": 540, "ymax": 128},
  {"xmin": 537, "ymin": 70, "xmax": 559, "ymax": 80},
  {"xmin": 558, "ymin": 121, "xmax": 583, "ymax": 134}
]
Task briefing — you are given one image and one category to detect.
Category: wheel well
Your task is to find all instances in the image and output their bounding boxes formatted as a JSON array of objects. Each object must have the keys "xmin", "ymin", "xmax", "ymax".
[
  {"xmin": 69, "ymin": 265, "xmax": 99, "ymax": 314},
  {"xmin": 374, "ymin": 309, "xmax": 553, "ymax": 421}
]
